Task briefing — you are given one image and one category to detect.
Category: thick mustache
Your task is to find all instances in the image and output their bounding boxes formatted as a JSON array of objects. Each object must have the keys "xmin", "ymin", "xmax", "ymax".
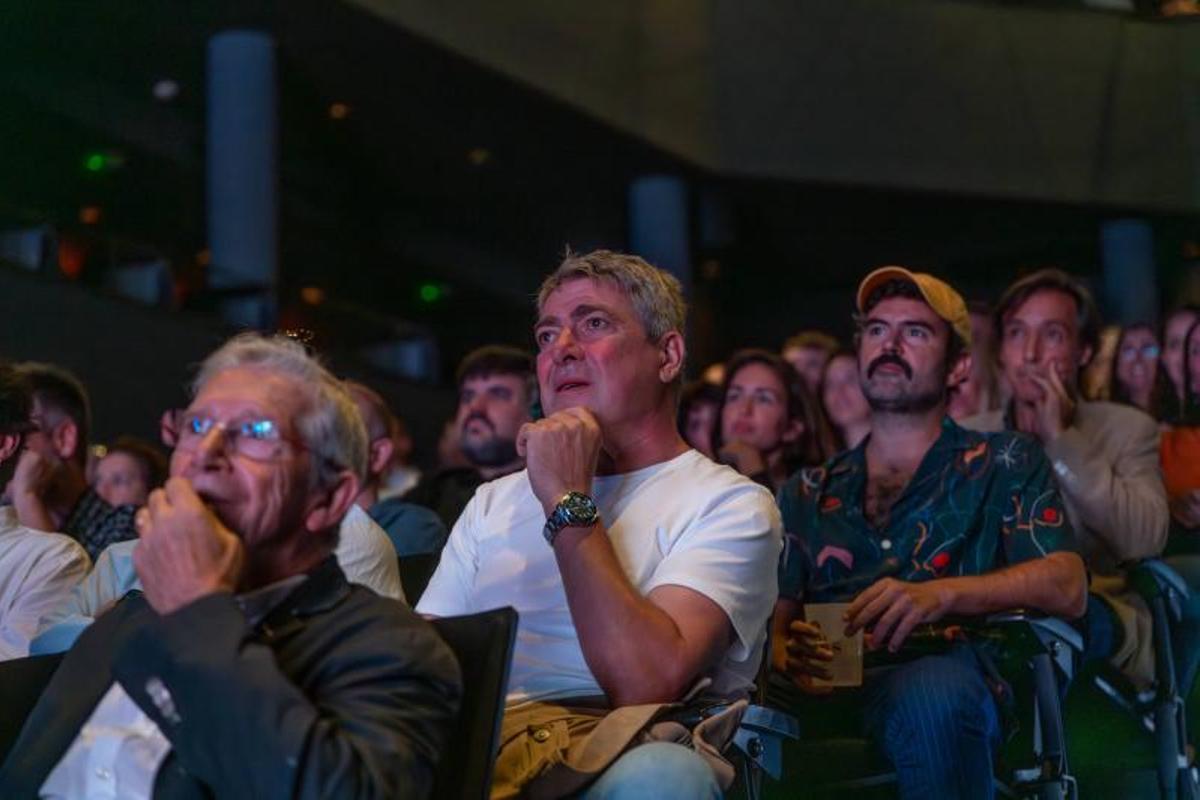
[
  {"xmin": 461, "ymin": 412, "xmax": 495, "ymax": 433},
  {"xmin": 867, "ymin": 354, "xmax": 913, "ymax": 380}
]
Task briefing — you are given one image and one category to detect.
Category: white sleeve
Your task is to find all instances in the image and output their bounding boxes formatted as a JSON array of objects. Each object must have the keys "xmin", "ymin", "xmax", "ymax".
[
  {"xmin": 334, "ymin": 507, "xmax": 406, "ymax": 604},
  {"xmin": 644, "ymin": 482, "xmax": 782, "ymax": 662},
  {"xmin": 415, "ymin": 493, "xmax": 480, "ymax": 618},
  {"xmin": 0, "ymin": 537, "xmax": 90, "ymax": 660}
]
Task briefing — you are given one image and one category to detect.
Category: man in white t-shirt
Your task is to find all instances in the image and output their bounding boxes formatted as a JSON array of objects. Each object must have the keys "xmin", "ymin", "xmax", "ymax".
[{"xmin": 418, "ymin": 250, "xmax": 782, "ymax": 799}]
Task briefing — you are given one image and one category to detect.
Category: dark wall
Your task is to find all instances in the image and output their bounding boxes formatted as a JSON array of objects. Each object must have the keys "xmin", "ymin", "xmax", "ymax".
[{"xmin": 0, "ymin": 266, "xmax": 456, "ymax": 468}]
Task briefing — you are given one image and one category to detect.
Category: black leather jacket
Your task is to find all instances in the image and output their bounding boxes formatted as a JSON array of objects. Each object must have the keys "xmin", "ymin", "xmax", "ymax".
[{"xmin": 0, "ymin": 557, "xmax": 462, "ymax": 799}]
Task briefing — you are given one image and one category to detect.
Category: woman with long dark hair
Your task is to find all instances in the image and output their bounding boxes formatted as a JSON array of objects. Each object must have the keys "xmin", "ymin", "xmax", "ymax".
[
  {"xmin": 713, "ymin": 349, "xmax": 834, "ymax": 492},
  {"xmin": 1162, "ymin": 320, "xmax": 1200, "ymax": 534},
  {"xmin": 1162, "ymin": 306, "xmax": 1200, "ymax": 424},
  {"xmin": 1111, "ymin": 322, "xmax": 1167, "ymax": 419}
]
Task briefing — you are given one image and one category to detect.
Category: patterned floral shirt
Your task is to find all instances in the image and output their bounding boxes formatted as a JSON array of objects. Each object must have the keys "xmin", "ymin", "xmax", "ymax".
[{"xmin": 778, "ymin": 417, "xmax": 1077, "ymax": 603}]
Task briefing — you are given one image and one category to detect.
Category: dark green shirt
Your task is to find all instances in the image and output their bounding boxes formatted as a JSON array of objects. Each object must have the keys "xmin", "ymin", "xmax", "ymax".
[{"xmin": 778, "ymin": 417, "xmax": 1076, "ymax": 602}]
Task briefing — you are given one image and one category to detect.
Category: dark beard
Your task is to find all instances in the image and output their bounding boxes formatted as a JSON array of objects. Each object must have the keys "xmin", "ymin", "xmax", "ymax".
[
  {"xmin": 865, "ymin": 385, "xmax": 944, "ymax": 414},
  {"xmin": 460, "ymin": 436, "xmax": 519, "ymax": 468}
]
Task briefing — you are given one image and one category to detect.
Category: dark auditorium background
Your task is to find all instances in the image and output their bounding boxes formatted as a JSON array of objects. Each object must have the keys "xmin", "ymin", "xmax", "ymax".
[{"xmin": 0, "ymin": 0, "xmax": 1197, "ymax": 462}]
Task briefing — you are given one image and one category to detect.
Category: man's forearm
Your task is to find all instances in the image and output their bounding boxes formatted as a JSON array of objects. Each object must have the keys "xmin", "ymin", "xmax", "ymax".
[
  {"xmin": 941, "ymin": 551, "xmax": 1087, "ymax": 620},
  {"xmin": 553, "ymin": 523, "xmax": 723, "ymax": 707},
  {"xmin": 1045, "ymin": 426, "xmax": 1169, "ymax": 560}
]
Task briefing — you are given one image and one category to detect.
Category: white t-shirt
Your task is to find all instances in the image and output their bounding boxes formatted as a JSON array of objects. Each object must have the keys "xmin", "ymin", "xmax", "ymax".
[
  {"xmin": 0, "ymin": 507, "xmax": 89, "ymax": 660},
  {"xmin": 417, "ymin": 449, "xmax": 781, "ymax": 704}
]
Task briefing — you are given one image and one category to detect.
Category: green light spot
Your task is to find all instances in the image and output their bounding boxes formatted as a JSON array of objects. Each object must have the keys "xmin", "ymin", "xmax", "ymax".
[
  {"xmin": 419, "ymin": 283, "xmax": 442, "ymax": 303},
  {"xmin": 84, "ymin": 153, "xmax": 105, "ymax": 172}
]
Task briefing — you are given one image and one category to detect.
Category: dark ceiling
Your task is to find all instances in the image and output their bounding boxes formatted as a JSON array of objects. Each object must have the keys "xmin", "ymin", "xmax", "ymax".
[{"xmin": 0, "ymin": 1, "xmax": 1195, "ymax": 376}]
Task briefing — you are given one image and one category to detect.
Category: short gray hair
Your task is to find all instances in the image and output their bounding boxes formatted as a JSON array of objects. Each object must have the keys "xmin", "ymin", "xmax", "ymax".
[
  {"xmin": 537, "ymin": 249, "xmax": 687, "ymax": 343},
  {"xmin": 192, "ymin": 333, "xmax": 368, "ymax": 488}
]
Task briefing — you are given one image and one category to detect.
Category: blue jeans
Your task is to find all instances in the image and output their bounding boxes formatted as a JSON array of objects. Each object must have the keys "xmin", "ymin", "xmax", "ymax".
[
  {"xmin": 578, "ymin": 741, "xmax": 721, "ymax": 800},
  {"xmin": 770, "ymin": 643, "xmax": 1002, "ymax": 800},
  {"xmin": 862, "ymin": 645, "xmax": 1002, "ymax": 800}
]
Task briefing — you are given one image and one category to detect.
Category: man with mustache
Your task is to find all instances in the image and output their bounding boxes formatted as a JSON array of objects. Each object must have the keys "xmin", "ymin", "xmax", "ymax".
[
  {"xmin": 962, "ymin": 269, "xmax": 1174, "ymax": 690},
  {"xmin": 418, "ymin": 250, "xmax": 781, "ymax": 799},
  {"xmin": 773, "ymin": 267, "xmax": 1086, "ymax": 799},
  {"xmin": 404, "ymin": 345, "xmax": 534, "ymax": 529},
  {"xmin": 2, "ymin": 333, "xmax": 460, "ymax": 799}
]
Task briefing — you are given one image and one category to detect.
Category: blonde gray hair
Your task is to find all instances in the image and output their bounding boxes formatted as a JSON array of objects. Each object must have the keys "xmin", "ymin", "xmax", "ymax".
[
  {"xmin": 192, "ymin": 333, "xmax": 368, "ymax": 488},
  {"xmin": 537, "ymin": 249, "xmax": 687, "ymax": 344}
]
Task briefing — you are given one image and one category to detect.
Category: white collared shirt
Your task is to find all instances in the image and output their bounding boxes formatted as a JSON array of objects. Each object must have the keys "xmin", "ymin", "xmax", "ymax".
[
  {"xmin": 418, "ymin": 450, "xmax": 782, "ymax": 704},
  {"xmin": 40, "ymin": 575, "xmax": 307, "ymax": 799},
  {"xmin": 0, "ymin": 506, "xmax": 89, "ymax": 660}
]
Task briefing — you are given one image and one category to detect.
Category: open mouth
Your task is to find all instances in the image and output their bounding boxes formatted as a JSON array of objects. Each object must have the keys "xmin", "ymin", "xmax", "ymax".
[{"xmin": 555, "ymin": 381, "xmax": 589, "ymax": 393}]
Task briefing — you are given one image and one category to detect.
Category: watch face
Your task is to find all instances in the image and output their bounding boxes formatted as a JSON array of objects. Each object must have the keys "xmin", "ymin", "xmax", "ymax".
[{"xmin": 562, "ymin": 492, "xmax": 597, "ymax": 525}]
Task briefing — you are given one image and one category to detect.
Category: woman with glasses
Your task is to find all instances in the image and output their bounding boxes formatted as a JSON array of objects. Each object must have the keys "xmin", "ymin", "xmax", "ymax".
[{"xmin": 1112, "ymin": 322, "xmax": 1167, "ymax": 419}]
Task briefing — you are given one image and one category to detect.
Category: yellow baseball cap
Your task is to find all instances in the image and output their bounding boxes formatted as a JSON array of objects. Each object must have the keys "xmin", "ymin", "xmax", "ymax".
[{"xmin": 855, "ymin": 266, "xmax": 972, "ymax": 349}]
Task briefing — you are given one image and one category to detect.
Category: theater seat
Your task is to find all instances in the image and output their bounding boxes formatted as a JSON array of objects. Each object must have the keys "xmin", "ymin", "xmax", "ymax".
[
  {"xmin": 762, "ymin": 611, "xmax": 1083, "ymax": 800},
  {"xmin": 1083, "ymin": 559, "xmax": 1200, "ymax": 800},
  {"xmin": 0, "ymin": 652, "xmax": 65, "ymax": 765},
  {"xmin": 429, "ymin": 606, "xmax": 519, "ymax": 800},
  {"xmin": 398, "ymin": 552, "xmax": 441, "ymax": 605}
]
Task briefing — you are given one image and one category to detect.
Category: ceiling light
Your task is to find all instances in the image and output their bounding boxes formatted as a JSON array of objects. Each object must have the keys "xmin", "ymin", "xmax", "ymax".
[{"xmin": 152, "ymin": 79, "xmax": 180, "ymax": 101}]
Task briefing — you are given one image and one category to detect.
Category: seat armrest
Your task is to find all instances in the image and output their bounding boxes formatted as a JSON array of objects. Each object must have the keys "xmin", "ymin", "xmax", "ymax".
[
  {"xmin": 984, "ymin": 609, "xmax": 1084, "ymax": 654},
  {"xmin": 1127, "ymin": 559, "xmax": 1190, "ymax": 602}
]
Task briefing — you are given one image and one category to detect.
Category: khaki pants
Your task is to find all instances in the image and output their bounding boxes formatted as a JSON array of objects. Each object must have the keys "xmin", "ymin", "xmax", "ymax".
[{"xmin": 491, "ymin": 698, "xmax": 747, "ymax": 800}]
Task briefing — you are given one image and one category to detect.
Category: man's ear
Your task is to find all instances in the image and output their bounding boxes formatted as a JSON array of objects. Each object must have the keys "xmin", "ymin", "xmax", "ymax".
[
  {"xmin": 368, "ymin": 437, "xmax": 395, "ymax": 479},
  {"xmin": 304, "ymin": 470, "xmax": 360, "ymax": 535},
  {"xmin": 0, "ymin": 433, "xmax": 20, "ymax": 463},
  {"xmin": 658, "ymin": 331, "xmax": 686, "ymax": 385},
  {"xmin": 946, "ymin": 352, "xmax": 972, "ymax": 391},
  {"xmin": 52, "ymin": 419, "xmax": 79, "ymax": 461}
]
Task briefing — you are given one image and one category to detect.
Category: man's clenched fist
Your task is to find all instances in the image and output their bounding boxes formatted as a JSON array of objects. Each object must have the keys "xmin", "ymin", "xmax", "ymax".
[{"xmin": 517, "ymin": 407, "xmax": 602, "ymax": 516}]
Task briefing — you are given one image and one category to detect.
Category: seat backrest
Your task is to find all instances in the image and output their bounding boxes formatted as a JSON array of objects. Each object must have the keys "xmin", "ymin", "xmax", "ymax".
[
  {"xmin": 0, "ymin": 652, "xmax": 65, "ymax": 764},
  {"xmin": 397, "ymin": 553, "xmax": 441, "ymax": 605},
  {"xmin": 429, "ymin": 606, "xmax": 519, "ymax": 800}
]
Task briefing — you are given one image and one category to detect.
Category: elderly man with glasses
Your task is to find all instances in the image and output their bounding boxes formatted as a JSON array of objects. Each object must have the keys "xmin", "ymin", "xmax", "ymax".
[{"xmin": 2, "ymin": 333, "xmax": 461, "ymax": 800}]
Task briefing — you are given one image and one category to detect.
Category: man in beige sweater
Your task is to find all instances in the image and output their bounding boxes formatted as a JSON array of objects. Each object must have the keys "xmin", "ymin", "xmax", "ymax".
[{"xmin": 963, "ymin": 269, "xmax": 1169, "ymax": 686}]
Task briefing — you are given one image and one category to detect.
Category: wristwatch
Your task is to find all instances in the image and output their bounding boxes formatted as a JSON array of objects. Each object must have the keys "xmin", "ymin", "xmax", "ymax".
[{"xmin": 543, "ymin": 491, "xmax": 600, "ymax": 546}]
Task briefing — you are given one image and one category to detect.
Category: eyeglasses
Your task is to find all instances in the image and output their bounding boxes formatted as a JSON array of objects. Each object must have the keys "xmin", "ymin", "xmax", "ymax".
[
  {"xmin": 175, "ymin": 413, "xmax": 297, "ymax": 462},
  {"xmin": 1118, "ymin": 344, "xmax": 1160, "ymax": 361}
]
